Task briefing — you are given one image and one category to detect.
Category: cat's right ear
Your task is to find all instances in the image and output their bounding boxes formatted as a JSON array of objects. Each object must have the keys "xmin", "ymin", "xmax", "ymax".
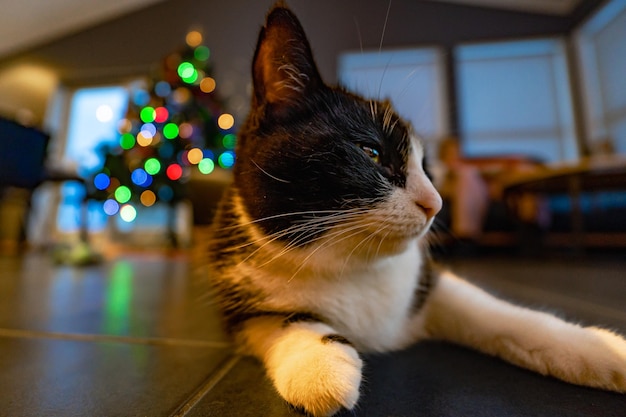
[{"xmin": 251, "ymin": 5, "xmax": 323, "ymax": 115}]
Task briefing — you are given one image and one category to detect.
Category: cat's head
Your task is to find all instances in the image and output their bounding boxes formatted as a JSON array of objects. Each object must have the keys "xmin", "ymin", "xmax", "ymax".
[{"xmin": 233, "ymin": 5, "xmax": 441, "ymax": 258}]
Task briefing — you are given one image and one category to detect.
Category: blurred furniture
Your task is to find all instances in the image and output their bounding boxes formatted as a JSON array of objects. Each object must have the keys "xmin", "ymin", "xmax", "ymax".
[
  {"xmin": 438, "ymin": 137, "xmax": 543, "ymax": 246},
  {"xmin": 503, "ymin": 155, "xmax": 626, "ymax": 249},
  {"xmin": 0, "ymin": 117, "xmax": 88, "ymax": 248}
]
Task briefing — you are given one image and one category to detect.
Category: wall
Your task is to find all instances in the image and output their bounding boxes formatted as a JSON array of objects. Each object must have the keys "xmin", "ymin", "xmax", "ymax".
[
  {"xmin": 0, "ymin": 0, "xmax": 582, "ymax": 127},
  {"xmin": 0, "ymin": 59, "xmax": 59, "ymax": 126}
]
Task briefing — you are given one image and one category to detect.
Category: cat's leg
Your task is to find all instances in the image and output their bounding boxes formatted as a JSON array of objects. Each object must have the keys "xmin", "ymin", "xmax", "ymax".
[
  {"xmin": 239, "ymin": 315, "xmax": 362, "ymax": 417},
  {"xmin": 421, "ymin": 270, "xmax": 626, "ymax": 392}
]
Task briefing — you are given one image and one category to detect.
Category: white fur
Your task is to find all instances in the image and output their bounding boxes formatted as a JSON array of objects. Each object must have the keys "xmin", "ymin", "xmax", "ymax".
[
  {"xmin": 423, "ymin": 271, "xmax": 626, "ymax": 393},
  {"xmin": 254, "ymin": 238, "xmax": 426, "ymax": 352},
  {"xmin": 265, "ymin": 321, "xmax": 362, "ymax": 416}
]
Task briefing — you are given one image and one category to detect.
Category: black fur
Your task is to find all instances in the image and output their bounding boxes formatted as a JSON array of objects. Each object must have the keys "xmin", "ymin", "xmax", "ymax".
[{"xmin": 232, "ymin": 6, "xmax": 412, "ymax": 246}]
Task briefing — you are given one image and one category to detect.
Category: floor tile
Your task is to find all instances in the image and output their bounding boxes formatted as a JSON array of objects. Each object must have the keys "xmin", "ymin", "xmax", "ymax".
[
  {"xmin": 186, "ymin": 356, "xmax": 302, "ymax": 417},
  {"xmin": 446, "ymin": 256, "xmax": 626, "ymax": 330},
  {"xmin": 0, "ymin": 253, "xmax": 227, "ymax": 342},
  {"xmin": 0, "ymin": 335, "xmax": 232, "ymax": 417}
]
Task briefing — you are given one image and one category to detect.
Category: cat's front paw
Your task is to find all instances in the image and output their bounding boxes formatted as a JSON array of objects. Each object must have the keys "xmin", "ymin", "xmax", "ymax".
[
  {"xmin": 583, "ymin": 327, "xmax": 626, "ymax": 392},
  {"xmin": 267, "ymin": 326, "xmax": 363, "ymax": 417}
]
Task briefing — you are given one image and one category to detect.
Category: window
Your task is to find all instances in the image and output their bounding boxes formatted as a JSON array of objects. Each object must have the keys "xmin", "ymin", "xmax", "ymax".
[
  {"xmin": 338, "ymin": 48, "xmax": 448, "ymax": 157},
  {"xmin": 64, "ymin": 86, "xmax": 129, "ymax": 175},
  {"xmin": 56, "ymin": 86, "xmax": 128, "ymax": 233},
  {"xmin": 575, "ymin": 0, "xmax": 626, "ymax": 154},
  {"xmin": 456, "ymin": 39, "xmax": 577, "ymax": 162}
]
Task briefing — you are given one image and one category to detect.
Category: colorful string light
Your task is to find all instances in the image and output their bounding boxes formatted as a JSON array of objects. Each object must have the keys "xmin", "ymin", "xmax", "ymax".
[
  {"xmin": 131, "ymin": 168, "xmax": 152, "ymax": 187},
  {"xmin": 154, "ymin": 107, "xmax": 169, "ymax": 123},
  {"xmin": 198, "ymin": 158, "xmax": 215, "ymax": 175},
  {"xmin": 187, "ymin": 148, "xmax": 203, "ymax": 164},
  {"xmin": 94, "ymin": 173, "xmax": 110, "ymax": 190},
  {"xmin": 179, "ymin": 123, "xmax": 193, "ymax": 139},
  {"xmin": 166, "ymin": 164, "xmax": 183, "ymax": 181},
  {"xmin": 186, "ymin": 31, "xmax": 203, "ymax": 48},
  {"xmin": 144, "ymin": 158, "xmax": 161, "ymax": 175},
  {"xmin": 218, "ymin": 151, "xmax": 235, "ymax": 169},
  {"xmin": 103, "ymin": 199, "xmax": 119, "ymax": 215},
  {"xmin": 119, "ymin": 204, "xmax": 137, "ymax": 222},
  {"xmin": 194, "ymin": 45, "xmax": 210, "ymax": 61},
  {"xmin": 140, "ymin": 106, "xmax": 156, "ymax": 123},
  {"xmin": 120, "ymin": 133, "xmax": 135, "ymax": 149},
  {"xmin": 200, "ymin": 77, "xmax": 216, "ymax": 93},
  {"xmin": 163, "ymin": 123, "xmax": 179, "ymax": 139},
  {"xmin": 140, "ymin": 190, "xmax": 157, "ymax": 207},
  {"xmin": 217, "ymin": 113, "xmax": 235, "ymax": 130},
  {"xmin": 222, "ymin": 134, "xmax": 237, "ymax": 149},
  {"xmin": 154, "ymin": 81, "xmax": 171, "ymax": 98},
  {"xmin": 114, "ymin": 186, "xmax": 132, "ymax": 204}
]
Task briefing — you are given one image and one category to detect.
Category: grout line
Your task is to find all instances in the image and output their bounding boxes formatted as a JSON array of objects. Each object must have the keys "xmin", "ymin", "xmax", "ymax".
[
  {"xmin": 0, "ymin": 328, "xmax": 231, "ymax": 348},
  {"xmin": 170, "ymin": 354, "xmax": 241, "ymax": 417}
]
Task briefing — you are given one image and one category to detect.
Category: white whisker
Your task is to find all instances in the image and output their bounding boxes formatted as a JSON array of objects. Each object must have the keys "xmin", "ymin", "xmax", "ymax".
[
  {"xmin": 379, "ymin": 0, "xmax": 392, "ymax": 52},
  {"xmin": 251, "ymin": 159, "xmax": 291, "ymax": 183}
]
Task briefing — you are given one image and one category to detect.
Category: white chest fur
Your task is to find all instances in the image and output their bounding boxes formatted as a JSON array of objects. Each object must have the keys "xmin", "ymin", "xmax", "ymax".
[{"xmin": 253, "ymin": 239, "xmax": 424, "ymax": 352}]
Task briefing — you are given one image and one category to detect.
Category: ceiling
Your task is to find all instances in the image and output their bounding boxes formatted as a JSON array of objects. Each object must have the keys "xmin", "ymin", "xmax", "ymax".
[
  {"xmin": 432, "ymin": 0, "xmax": 584, "ymax": 15},
  {"xmin": 0, "ymin": 0, "xmax": 165, "ymax": 59},
  {"xmin": 0, "ymin": 0, "xmax": 584, "ymax": 60}
]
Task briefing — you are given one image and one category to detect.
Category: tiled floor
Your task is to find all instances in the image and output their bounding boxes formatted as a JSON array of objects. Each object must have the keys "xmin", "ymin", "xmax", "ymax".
[{"xmin": 1, "ymin": 250, "xmax": 625, "ymax": 416}]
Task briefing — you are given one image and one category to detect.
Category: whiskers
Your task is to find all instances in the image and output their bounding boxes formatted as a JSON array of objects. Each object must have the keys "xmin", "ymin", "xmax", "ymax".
[
  {"xmin": 379, "ymin": 0, "xmax": 392, "ymax": 52},
  {"xmin": 214, "ymin": 204, "xmax": 395, "ymax": 280}
]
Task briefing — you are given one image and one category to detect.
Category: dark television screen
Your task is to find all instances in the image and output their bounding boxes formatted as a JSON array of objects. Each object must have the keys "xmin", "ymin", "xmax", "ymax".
[{"xmin": 0, "ymin": 118, "xmax": 49, "ymax": 188}]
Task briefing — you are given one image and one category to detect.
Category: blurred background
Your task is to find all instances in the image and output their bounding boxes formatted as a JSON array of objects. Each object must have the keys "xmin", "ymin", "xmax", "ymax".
[{"xmin": 0, "ymin": 0, "xmax": 625, "ymax": 256}]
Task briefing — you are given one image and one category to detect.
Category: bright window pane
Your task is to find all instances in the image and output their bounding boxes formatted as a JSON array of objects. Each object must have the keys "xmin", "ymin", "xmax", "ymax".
[
  {"xmin": 576, "ymin": 0, "xmax": 626, "ymax": 153},
  {"xmin": 456, "ymin": 39, "xmax": 577, "ymax": 162},
  {"xmin": 64, "ymin": 86, "xmax": 128, "ymax": 175}
]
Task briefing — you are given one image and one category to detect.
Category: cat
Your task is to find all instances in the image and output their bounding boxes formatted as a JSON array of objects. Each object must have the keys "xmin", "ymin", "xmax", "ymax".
[{"xmin": 206, "ymin": 4, "xmax": 626, "ymax": 416}]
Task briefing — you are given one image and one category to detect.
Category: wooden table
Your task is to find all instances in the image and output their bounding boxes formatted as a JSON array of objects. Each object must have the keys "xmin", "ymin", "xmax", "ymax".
[{"xmin": 502, "ymin": 156, "xmax": 626, "ymax": 249}]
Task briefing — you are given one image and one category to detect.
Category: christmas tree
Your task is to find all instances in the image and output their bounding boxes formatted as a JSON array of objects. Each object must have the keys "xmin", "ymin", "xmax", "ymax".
[{"xmin": 90, "ymin": 31, "xmax": 236, "ymax": 226}]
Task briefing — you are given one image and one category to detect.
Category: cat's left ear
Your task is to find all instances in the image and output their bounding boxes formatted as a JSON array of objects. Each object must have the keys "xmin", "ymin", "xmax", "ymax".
[{"xmin": 252, "ymin": 5, "xmax": 323, "ymax": 113}]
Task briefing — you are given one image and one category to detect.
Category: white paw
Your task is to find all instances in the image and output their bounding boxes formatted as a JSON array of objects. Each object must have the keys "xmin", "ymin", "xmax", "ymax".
[
  {"xmin": 536, "ymin": 325, "xmax": 626, "ymax": 393},
  {"xmin": 267, "ymin": 326, "xmax": 363, "ymax": 416},
  {"xmin": 581, "ymin": 327, "xmax": 626, "ymax": 392}
]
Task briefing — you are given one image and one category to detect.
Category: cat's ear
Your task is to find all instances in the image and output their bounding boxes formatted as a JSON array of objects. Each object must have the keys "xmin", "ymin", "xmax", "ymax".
[{"xmin": 252, "ymin": 5, "xmax": 323, "ymax": 113}]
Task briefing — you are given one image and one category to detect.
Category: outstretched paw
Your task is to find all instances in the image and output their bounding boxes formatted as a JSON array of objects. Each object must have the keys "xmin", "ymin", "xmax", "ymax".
[
  {"xmin": 267, "ymin": 325, "xmax": 362, "ymax": 417},
  {"xmin": 583, "ymin": 327, "xmax": 626, "ymax": 392}
]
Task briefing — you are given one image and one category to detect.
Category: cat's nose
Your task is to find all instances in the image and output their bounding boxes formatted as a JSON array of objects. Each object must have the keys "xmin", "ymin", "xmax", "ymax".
[{"xmin": 416, "ymin": 187, "xmax": 442, "ymax": 220}]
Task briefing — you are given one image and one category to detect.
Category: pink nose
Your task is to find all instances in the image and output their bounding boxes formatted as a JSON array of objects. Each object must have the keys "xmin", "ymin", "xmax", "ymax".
[{"xmin": 416, "ymin": 189, "xmax": 442, "ymax": 220}]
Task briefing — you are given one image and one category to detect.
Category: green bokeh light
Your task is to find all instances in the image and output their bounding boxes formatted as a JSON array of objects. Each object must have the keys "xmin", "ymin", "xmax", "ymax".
[
  {"xmin": 140, "ymin": 106, "xmax": 156, "ymax": 123},
  {"xmin": 163, "ymin": 123, "xmax": 179, "ymax": 139},
  {"xmin": 114, "ymin": 186, "xmax": 132, "ymax": 204},
  {"xmin": 222, "ymin": 134, "xmax": 237, "ymax": 149},
  {"xmin": 194, "ymin": 46, "xmax": 210, "ymax": 61},
  {"xmin": 144, "ymin": 158, "xmax": 161, "ymax": 175},
  {"xmin": 182, "ymin": 69, "xmax": 199, "ymax": 84},
  {"xmin": 177, "ymin": 62, "xmax": 195, "ymax": 79},
  {"xmin": 198, "ymin": 158, "xmax": 215, "ymax": 175},
  {"xmin": 120, "ymin": 133, "xmax": 135, "ymax": 150}
]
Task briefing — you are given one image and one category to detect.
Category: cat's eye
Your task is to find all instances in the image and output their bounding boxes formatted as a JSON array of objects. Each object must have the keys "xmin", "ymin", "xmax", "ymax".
[{"xmin": 360, "ymin": 145, "xmax": 380, "ymax": 164}]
